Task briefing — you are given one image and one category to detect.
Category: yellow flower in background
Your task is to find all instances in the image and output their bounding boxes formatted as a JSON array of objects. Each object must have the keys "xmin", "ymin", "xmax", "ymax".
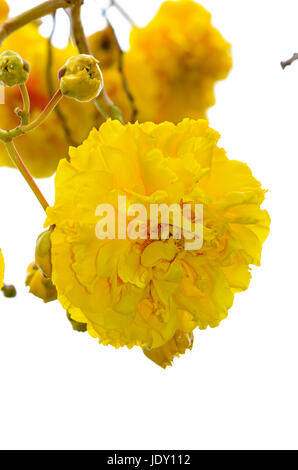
[
  {"xmin": 124, "ymin": 0, "xmax": 232, "ymax": 123},
  {"xmin": 89, "ymin": 26, "xmax": 121, "ymax": 69},
  {"xmin": 0, "ymin": 0, "xmax": 8, "ymax": 22},
  {"xmin": 0, "ymin": 249, "xmax": 4, "ymax": 290},
  {"xmin": 89, "ymin": 28, "xmax": 132, "ymax": 123},
  {"xmin": 45, "ymin": 118, "xmax": 270, "ymax": 367}
]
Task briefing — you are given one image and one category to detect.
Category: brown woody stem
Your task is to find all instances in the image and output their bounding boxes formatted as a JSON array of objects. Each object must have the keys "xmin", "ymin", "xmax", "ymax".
[{"xmin": 0, "ymin": 0, "xmax": 80, "ymax": 46}]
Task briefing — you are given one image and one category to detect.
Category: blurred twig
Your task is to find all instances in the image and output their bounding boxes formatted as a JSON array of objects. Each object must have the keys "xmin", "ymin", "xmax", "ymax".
[
  {"xmin": 110, "ymin": 0, "xmax": 136, "ymax": 27},
  {"xmin": 46, "ymin": 13, "xmax": 76, "ymax": 146},
  {"xmin": 70, "ymin": 2, "xmax": 123, "ymax": 122},
  {"xmin": 102, "ymin": 5, "xmax": 138, "ymax": 122},
  {"xmin": 281, "ymin": 53, "xmax": 298, "ymax": 69},
  {"xmin": 0, "ymin": 0, "xmax": 80, "ymax": 45}
]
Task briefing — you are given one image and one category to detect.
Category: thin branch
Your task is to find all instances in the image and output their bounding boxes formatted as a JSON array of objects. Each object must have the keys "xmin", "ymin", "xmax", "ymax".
[
  {"xmin": 0, "ymin": 0, "xmax": 80, "ymax": 46},
  {"xmin": 111, "ymin": 0, "xmax": 136, "ymax": 26},
  {"xmin": 21, "ymin": 89, "xmax": 63, "ymax": 133},
  {"xmin": 102, "ymin": 7, "xmax": 137, "ymax": 121},
  {"xmin": 5, "ymin": 141, "xmax": 49, "ymax": 212},
  {"xmin": 15, "ymin": 84, "xmax": 30, "ymax": 125},
  {"xmin": 281, "ymin": 53, "xmax": 298, "ymax": 69},
  {"xmin": 70, "ymin": 2, "xmax": 123, "ymax": 122},
  {"xmin": 46, "ymin": 13, "xmax": 76, "ymax": 146},
  {"xmin": 70, "ymin": 0, "xmax": 90, "ymax": 54}
]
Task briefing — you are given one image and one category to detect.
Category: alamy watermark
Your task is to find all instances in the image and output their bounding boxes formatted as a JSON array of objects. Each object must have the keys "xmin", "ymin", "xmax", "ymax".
[{"xmin": 95, "ymin": 196, "xmax": 203, "ymax": 251}]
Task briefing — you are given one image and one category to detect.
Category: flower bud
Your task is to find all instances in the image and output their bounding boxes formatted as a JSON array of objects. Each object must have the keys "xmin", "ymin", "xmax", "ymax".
[
  {"xmin": 58, "ymin": 54, "xmax": 103, "ymax": 102},
  {"xmin": 2, "ymin": 284, "xmax": 17, "ymax": 298},
  {"xmin": 35, "ymin": 229, "xmax": 53, "ymax": 279},
  {"xmin": 0, "ymin": 50, "xmax": 30, "ymax": 87},
  {"xmin": 26, "ymin": 262, "xmax": 57, "ymax": 304},
  {"xmin": 66, "ymin": 312, "xmax": 87, "ymax": 333}
]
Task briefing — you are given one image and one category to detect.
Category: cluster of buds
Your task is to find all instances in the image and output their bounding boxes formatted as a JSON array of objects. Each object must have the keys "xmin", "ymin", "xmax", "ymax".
[{"xmin": 0, "ymin": 49, "xmax": 104, "ymax": 104}]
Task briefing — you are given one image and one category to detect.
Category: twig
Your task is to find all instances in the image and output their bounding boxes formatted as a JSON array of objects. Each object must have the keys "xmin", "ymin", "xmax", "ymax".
[
  {"xmin": 46, "ymin": 13, "xmax": 76, "ymax": 146},
  {"xmin": 15, "ymin": 84, "xmax": 30, "ymax": 125},
  {"xmin": 70, "ymin": 2, "xmax": 123, "ymax": 122},
  {"xmin": 111, "ymin": 0, "xmax": 136, "ymax": 26},
  {"xmin": 0, "ymin": 0, "xmax": 80, "ymax": 46},
  {"xmin": 102, "ymin": 7, "xmax": 138, "ymax": 122},
  {"xmin": 5, "ymin": 141, "xmax": 49, "ymax": 211},
  {"xmin": 281, "ymin": 53, "xmax": 298, "ymax": 69}
]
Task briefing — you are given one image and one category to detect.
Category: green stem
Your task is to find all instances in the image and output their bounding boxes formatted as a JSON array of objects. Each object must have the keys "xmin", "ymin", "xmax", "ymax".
[
  {"xmin": 21, "ymin": 88, "xmax": 63, "ymax": 133},
  {"xmin": 17, "ymin": 84, "xmax": 30, "ymax": 125},
  {"xmin": 94, "ymin": 89, "xmax": 124, "ymax": 121},
  {"xmin": 0, "ymin": 89, "xmax": 63, "ymax": 142},
  {"xmin": 0, "ymin": 0, "xmax": 80, "ymax": 46},
  {"xmin": 5, "ymin": 141, "xmax": 49, "ymax": 212}
]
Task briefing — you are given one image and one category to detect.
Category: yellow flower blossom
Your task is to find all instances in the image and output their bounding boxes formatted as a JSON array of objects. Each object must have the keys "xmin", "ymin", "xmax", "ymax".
[
  {"xmin": 0, "ymin": 249, "xmax": 4, "ymax": 290},
  {"xmin": 45, "ymin": 118, "xmax": 270, "ymax": 367},
  {"xmin": 124, "ymin": 0, "xmax": 232, "ymax": 123}
]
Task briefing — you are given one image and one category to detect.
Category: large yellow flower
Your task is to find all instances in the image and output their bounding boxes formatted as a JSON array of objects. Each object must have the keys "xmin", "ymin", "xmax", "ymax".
[
  {"xmin": 0, "ymin": 249, "xmax": 4, "ymax": 290},
  {"xmin": 45, "ymin": 119, "xmax": 270, "ymax": 367},
  {"xmin": 124, "ymin": 0, "xmax": 232, "ymax": 123}
]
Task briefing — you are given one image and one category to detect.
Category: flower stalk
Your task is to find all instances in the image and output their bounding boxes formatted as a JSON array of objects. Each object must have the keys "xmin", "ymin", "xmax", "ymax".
[
  {"xmin": 4, "ymin": 141, "xmax": 49, "ymax": 211},
  {"xmin": 0, "ymin": 88, "xmax": 63, "ymax": 141},
  {"xmin": 16, "ymin": 84, "xmax": 30, "ymax": 125},
  {"xmin": 21, "ymin": 88, "xmax": 63, "ymax": 133}
]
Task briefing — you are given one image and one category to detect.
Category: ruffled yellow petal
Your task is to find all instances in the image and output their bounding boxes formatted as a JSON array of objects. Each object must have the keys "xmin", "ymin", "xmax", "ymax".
[{"xmin": 143, "ymin": 331, "xmax": 194, "ymax": 368}]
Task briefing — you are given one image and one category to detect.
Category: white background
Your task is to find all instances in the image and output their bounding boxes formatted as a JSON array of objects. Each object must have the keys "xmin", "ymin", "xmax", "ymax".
[{"xmin": 0, "ymin": 0, "xmax": 297, "ymax": 450}]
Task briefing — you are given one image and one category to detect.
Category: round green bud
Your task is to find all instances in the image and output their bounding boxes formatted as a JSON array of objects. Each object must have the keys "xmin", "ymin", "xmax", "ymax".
[
  {"xmin": 0, "ymin": 50, "xmax": 30, "ymax": 87},
  {"xmin": 58, "ymin": 54, "xmax": 104, "ymax": 102}
]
